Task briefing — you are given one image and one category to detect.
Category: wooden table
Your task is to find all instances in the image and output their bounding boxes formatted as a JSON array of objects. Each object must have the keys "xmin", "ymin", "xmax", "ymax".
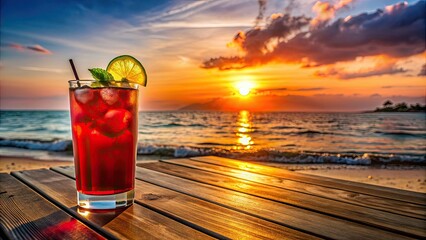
[{"xmin": 1, "ymin": 156, "xmax": 425, "ymax": 239}]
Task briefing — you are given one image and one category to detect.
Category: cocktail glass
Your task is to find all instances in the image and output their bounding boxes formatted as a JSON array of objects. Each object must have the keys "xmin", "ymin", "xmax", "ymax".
[{"xmin": 69, "ymin": 80, "xmax": 138, "ymax": 209}]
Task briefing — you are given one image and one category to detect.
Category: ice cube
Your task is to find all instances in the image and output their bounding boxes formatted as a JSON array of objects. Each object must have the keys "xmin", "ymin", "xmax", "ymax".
[
  {"xmin": 74, "ymin": 88, "xmax": 94, "ymax": 104},
  {"xmin": 120, "ymin": 90, "xmax": 137, "ymax": 110},
  {"xmin": 89, "ymin": 128, "xmax": 114, "ymax": 150},
  {"xmin": 74, "ymin": 113, "xmax": 91, "ymax": 123},
  {"xmin": 100, "ymin": 88, "xmax": 119, "ymax": 105},
  {"xmin": 115, "ymin": 130, "xmax": 133, "ymax": 147},
  {"xmin": 99, "ymin": 109, "xmax": 132, "ymax": 136}
]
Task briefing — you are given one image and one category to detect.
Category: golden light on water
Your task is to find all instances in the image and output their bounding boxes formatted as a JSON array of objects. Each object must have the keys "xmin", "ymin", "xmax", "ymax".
[
  {"xmin": 238, "ymin": 127, "xmax": 249, "ymax": 133},
  {"xmin": 238, "ymin": 135, "xmax": 252, "ymax": 146},
  {"xmin": 235, "ymin": 110, "xmax": 254, "ymax": 149}
]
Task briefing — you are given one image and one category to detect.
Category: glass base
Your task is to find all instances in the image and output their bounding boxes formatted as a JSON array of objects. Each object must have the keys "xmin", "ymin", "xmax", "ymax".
[{"xmin": 77, "ymin": 189, "xmax": 134, "ymax": 209}]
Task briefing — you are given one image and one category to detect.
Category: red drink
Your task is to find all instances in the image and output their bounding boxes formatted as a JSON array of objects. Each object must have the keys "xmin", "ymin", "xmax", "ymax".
[{"xmin": 69, "ymin": 81, "xmax": 138, "ymax": 209}]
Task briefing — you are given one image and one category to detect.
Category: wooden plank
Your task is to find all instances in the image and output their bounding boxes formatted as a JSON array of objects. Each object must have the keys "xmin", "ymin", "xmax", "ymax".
[
  {"xmin": 0, "ymin": 173, "xmax": 106, "ymax": 240},
  {"xmin": 12, "ymin": 168, "xmax": 213, "ymax": 240},
  {"xmin": 141, "ymin": 161, "xmax": 426, "ymax": 239},
  {"xmin": 162, "ymin": 158, "xmax": 426, "ymax": 219},
  {"xmin": 192, "ymin": 156, "xmax": 426, "ymax": 205},
  {"xmin": 134, "ymin": 165, "xmax": 417, "ymax": 240},
  {"xmin": 52, "ymin": 166, "xmax": 321, "ymax": 240}
]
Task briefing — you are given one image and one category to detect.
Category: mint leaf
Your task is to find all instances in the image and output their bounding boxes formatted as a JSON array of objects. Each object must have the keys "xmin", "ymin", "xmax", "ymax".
[{"xmin": 88, "ymin": 68, "xmax": 114, "ymax": 81}]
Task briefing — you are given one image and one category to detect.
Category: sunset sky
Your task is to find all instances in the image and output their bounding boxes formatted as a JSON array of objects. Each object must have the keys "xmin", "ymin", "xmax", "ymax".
[{"xmin": 1, "ymin": 0, "xmax": 425, "ymax": 111}]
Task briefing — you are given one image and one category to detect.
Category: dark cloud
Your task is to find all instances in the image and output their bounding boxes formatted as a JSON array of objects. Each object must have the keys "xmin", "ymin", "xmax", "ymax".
[
  {"xmin": 370, "ymin": 93, "xmax": 382, "ymax": 98},
  {"xmin": 26, "ymin": 44, "xmax": 52, "ymax": 54},
  {"xmin": 284, "ymin": 0, "xmax": 297, "ymax": 14},
  {"xmin": 202, "ymin": 1, "xmax": 425, "ymax": 71},
  {"xmin": 315, "ymin": 62, "xmax": 407, "ymax": 79},
  {"xmin": 7, "ymin": 43, "xmax": 52, "ymax": 54},
  {"xmin": 201, "ymin": 56, "xmax": 246, "ymax": 70},
  {"xmin": 295, "ymin": 87, "xmax": 326, "ymax": 91},
  {"xmin": 255, "ymin": 87, "xmax": 326, "ymax": 93},
  {"xmin": 257, "ymin": 87, "xmax": 288, "ymax": 92},
  {"xmin": 251, "ymin": 87, "xmax": 327, "ymax": 96},
  {"xmin": 419, "ymin": 64, "xmax": 426, "ymax": 76},
  {"xmin": 254, "ymin": 0, "xmax": 299, "ymax": 26},
  {"xmin": 382, "ymin": 85, "xmax": 420, "ymax": 89},
  {"xmin": 202, "ymin": 14, "xmax": 310, "ymax": 69},
  {"xmin": 255, "ymin": 0, "xmax": 267, "ymax": 26},
  {"xmin": 254, "ymin": 87, "xmax": 287, "ymax": 95}
]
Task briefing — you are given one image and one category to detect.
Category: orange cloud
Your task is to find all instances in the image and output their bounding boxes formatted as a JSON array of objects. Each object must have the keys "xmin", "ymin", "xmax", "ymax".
[
  {"xmin": 202, "ymin": 1, "xmax": 425, "ymax": 72},
  {"xmin": 315, "ymin": 60, "xmax": 407, "ymax": 79},
  {"xmin": 26, "ymin": 44, "xmax": 52, "ymax": 54},
  {"xmin": 9, "ymin": 43, "xmax": 25, "ymax": 51},
  {"xmin": 311, "ymin": 0, "xmax": 355, "ymax": 28},
  {"xmin": 419, "ymin": 64, "xmax": 426, "ymax": 76},
  {"xmin": 8, "ymin": 43, "xmax": 52, "ymax": 54}
]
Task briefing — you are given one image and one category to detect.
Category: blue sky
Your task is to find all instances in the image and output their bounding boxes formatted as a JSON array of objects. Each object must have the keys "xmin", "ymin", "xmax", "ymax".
[{"xmin": 1, "ymin": 0, "xmax": 425, "ymax": 111}]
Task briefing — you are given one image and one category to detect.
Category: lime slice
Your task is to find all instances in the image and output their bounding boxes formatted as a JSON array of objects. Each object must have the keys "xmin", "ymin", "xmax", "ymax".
[{"xmin": 107, "ymin": 55, "xmax": 147, "ymax": 86}]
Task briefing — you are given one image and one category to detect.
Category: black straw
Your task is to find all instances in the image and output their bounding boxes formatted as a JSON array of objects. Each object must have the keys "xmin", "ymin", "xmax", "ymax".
[
  {"xmin": 69, "ymin": 59, "xmax": 80, "ymax": 87},
  {"xmin": 69, "ymin": 59, "xmax": 79, "ymax": 80}
]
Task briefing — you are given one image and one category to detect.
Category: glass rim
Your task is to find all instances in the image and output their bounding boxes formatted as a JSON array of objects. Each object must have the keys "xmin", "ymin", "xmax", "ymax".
[
  {"xmin": 68, "ymin": 80, "xmax": 140, "ymax": 89},
  {"xmin": 68, "ymin": 79, "xmax": 95, "ymax": 82},
  {"xmin": 68, "ymin": 80, "xmax": 140, "ymax": 83}
]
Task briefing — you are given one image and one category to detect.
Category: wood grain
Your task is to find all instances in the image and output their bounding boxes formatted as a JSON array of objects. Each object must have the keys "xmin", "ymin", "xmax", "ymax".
[
  {"xmin": 141, "ymin": 161, "xmax": 426, "ymax": 238},
  {"xmin": 0, "ymin": 173, "xmax": 105, "ymax": 240},
  {"xmin": 52, "ymin": 166, "xmax": 320, "ymax": 240},
  {"xmin": 161, "ymin": 158, "xmax": 426, "ymax": 219},
  {"xmin": 192, "ymin": 156, "xmax": 426, "ymax": 205},
  {"xmin": 12, "ymin": 168, "xmax": 213, "ymax": 240},
  {"xmin": 135, "ymin": 165, "xmax": 416, "ymax": 240}
]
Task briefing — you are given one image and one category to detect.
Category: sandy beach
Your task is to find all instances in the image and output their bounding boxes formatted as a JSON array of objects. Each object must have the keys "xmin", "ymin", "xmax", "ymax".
[
  {"xmin": 0, "ymin": 156, "xmax": 73, "ymax": 173},
  {"xmin": 257, "ymin": 162, "xmax": 426, "ymax": 193},
  {"xmin": 1, "ymin": 155, "xmax": 424, "ymax": 193},
  {"xmin": 298, "ymin": 168, "xmax": 426, "ymax": 193},
  {"xmin": 0, "ymin": 155, "xmax": 168, "ymax": 173}
]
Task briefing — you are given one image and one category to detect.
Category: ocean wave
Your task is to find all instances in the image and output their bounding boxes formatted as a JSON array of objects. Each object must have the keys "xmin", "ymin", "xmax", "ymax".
[
  {"xmin": 150, "ymin": 123, "xmax": 207, "ymax": 128},
  {"xmin": 259, "ymin": 129, "xmax": 334, "ymax": 135},
  {"xmin": 188, "ymin": 123, "xmax": 207, "ymax": 127},
  {"xmin": 136, "ymin": 144, "xmax": 425, "ymax": 165},
  {"xmin": 0, "ymin": 138, "xmax": 72, "ymax": 151},
  {"xmin": 290, "ymin": 130, "xmax": 357, "ymax": 137},
  {"xmin": 197, "ymin": 142, "xmax": 234, "ymax": 146},
  {"xmin": 296, "ymin": 130, "xmax": 323, "ymax": 135},
  {"xmin": 270, "ymin": 126, "xmax": 303, "ymax": 130},
  {"xmin": 23, "ymin": 127, "xmax": 48, "ymax": 132},
  {"xmin": 1, "ymin": 138, "xmax": 424, "ymax": 165},
  {"xmin": 374, "ymin": 131, "xmax": 426, "ymax": 138},
  {"xmin": 214, "ymin": 131, "xmax": 228, "ymax": 134}
]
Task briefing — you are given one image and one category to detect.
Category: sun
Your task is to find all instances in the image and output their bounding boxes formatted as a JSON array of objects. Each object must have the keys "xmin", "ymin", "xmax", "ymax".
[{"xmin": 237, "ymin": 81, "xmax": 254, "ymax": 96}]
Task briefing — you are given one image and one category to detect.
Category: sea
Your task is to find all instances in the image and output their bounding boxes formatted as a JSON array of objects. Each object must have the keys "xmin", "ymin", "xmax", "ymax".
[{"xmin": 0, "ymin": 110, "xmax": 425, "ymax": 165}]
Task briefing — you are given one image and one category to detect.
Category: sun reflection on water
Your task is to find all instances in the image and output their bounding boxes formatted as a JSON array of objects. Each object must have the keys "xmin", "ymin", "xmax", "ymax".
[{"xmin": 235, "ymin": 110, "xmax": 254, "ymax": 150}]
